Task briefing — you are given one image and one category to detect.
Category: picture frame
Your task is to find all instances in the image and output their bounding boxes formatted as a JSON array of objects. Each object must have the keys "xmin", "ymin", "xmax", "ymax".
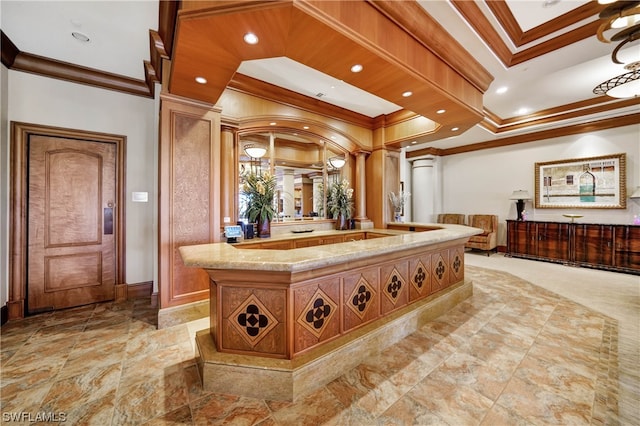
[{"xmin": 535, "ymin": 153, "xmax": 626, "ymax": 209}]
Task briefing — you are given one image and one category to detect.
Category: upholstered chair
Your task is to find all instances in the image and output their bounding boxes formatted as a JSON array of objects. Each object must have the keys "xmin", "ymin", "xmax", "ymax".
[
  {"xmin": 465, "ymin": 214, "xmax": 498, "ymax": 255},
  {"xmin": 436, "ymin": 213, "xmax": 466, "ymax": 225}
]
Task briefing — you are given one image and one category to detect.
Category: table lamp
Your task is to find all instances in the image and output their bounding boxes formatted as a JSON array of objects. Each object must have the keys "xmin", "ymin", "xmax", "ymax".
[{"xmin": 509, "ymin": 190, "xmax": 532, "ymax": 221}]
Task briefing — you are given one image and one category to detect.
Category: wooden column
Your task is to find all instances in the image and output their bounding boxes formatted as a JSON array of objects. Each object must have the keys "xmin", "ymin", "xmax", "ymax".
[
  {"xmin": 220, "ymin": 125, "xmax": 236, "ymax": 227},
  {"xmin": 354, "ymin": 150, "xmax": 372, "ymax": 228},
  {"xmin": 158, "ymin": 93, "xmax": 221, "ymax": 309}
]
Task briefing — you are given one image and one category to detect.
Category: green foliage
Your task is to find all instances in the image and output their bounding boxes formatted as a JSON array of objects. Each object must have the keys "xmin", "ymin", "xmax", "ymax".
[
  {"xmin": 327, "ymin": 179, "xmax": 354, "ymax": 219},
  {"xmin": 241, "ymin": 170, "xmax": 276, "ymax": 222}
]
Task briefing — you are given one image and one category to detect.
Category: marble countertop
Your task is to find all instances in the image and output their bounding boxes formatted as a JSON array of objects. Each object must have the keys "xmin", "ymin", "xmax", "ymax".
[
  {"xmin": 178, "ymin": 224, "xmax": 482, "ymax": 273},
  {"xmin": 179, "ymin": 224, "xmax": 482, "ymax": 273}
]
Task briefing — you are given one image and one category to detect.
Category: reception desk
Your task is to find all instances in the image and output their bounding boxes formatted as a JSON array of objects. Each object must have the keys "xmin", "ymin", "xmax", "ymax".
[{"xmin": 179, "ymin": 224, "xmax": 481, "ymax": 400}]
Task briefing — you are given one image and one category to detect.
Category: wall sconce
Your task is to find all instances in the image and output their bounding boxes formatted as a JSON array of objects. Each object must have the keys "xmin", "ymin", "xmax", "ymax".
[
  {"xmin": 244, "ymin": 144, "xmax": 267, "ymax": 159},
  {"xmin": 509, "ymin": 190, "xmax": 532, "ymax": 221},
  {"xmin": 328, "ymin": 156, "xmax": 346, "ymax": 169}
]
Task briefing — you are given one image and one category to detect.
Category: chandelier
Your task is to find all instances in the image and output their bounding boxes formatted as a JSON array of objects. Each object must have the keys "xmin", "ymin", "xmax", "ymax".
[{"xmin": 593, "ymin": 0, "xmax": 640, "ymax": 98}]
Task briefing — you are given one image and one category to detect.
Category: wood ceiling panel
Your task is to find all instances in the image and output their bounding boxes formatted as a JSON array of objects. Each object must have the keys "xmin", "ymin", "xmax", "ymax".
[{"xmin": 170, "ymin": 0, "xmax": 485, "ymax": 138}]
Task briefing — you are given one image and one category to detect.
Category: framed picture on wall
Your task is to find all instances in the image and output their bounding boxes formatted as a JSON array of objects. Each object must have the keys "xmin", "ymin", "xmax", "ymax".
[{"xmin": 534, "ymin": 153, "xmax": 626, "ymax": 209}]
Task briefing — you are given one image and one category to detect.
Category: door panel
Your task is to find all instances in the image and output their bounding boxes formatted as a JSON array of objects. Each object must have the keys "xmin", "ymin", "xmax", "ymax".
[{"xmin": 28, "ymin": 135, "xmax": 116, "ymax": 313}]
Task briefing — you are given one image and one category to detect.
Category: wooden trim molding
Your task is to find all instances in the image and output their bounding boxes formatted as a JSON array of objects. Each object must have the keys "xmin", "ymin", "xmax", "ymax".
[
  {"xmin": 9, "ymin": 122, "xmax": 127, "ymax": 319},
  {"xmin": 486, "ymin": 1, "xmax": 604, "ymax": 47},
  {"xmin": 407, "ymin": 113, "xmax": 640, "ymax": 158},
  {"xmin": 451, "ymin": 1, "xmax": 604, "ymax": 67},
  {"xmin": 127, "ymin": 281, "xmax": 154, "ymax": 300},
  {"xmin": 442, "ymin": 113, "xmax": 640, "ymax": 156},
  {"xmin": 1, "ymin": 30, "xmax": 153, "ymax": 98}
]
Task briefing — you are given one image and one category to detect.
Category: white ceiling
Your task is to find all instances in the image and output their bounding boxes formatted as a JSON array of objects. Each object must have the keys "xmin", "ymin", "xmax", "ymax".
[{"xmin": 1, "ymin": 0, "xmax": 638, "ymax": 150}]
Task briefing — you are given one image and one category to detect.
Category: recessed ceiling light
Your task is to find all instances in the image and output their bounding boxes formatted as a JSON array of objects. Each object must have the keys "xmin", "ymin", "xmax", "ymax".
[
  {"xmin": 195, "ymin": 76, "xmax": 207, "ymax": 84},
  {"xmin": 451, "ymin": 127, "xmax": 459, "ymax": 131},
  {"xmin": 243, "ymin": 32, "xmax": 259, "ymax": 45},
  {"xmin": 496, "ymin": 86, "xmax": 508, "ymax": 94},
  {"xmin": 402, "ymin": 91, "xmax": 413, "ymax": 97},
  {"xmin": 270, "ymin": 122, "xmax": 277, "ymax": 126},
  {"xmin": 350, "ymin": 64, "xmax": 363, "ymax": 73},
  {"xmin": 330, "ymin": 136, "xmax": 336, "ymax": 140},
  {"xmin": 303, "ymin": 126, "xmax": 309, "ymax": 130},
  {"xmin": 517, "ymin": 108, "xmax": 529, "ymax": 115},
  {"xmin": 436, "ymin": 109, "xmax": 446, "ymax": 114},
  {"xmin": 71, "ymin": 31, "xmax": 90, "ymax": 42},
  {"xmin": 411, "ymin": 141, "xmax": 417, "ymax": 144}
]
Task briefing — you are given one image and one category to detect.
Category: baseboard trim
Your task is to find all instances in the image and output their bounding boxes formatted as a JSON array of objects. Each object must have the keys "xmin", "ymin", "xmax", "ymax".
[
  {"xmin": 1, "ymin": 305, "xmax": 8, "ymax": 326},
  {"xmin": 127, "ymin": 281, "xmax": 153, "ymax": 300}
]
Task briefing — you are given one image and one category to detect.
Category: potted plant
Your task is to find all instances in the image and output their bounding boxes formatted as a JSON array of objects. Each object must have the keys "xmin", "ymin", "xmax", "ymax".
[
  {"xmin": 388, "ymin": 191, "xmax": 411, "ymax": 222},
  {"xmin": 241, "ymin": 170, "xmax": 276, "ymax": 238},
  {"xmin": 327, "ymin": 179, "xmax": 354, "ymax": 230}
]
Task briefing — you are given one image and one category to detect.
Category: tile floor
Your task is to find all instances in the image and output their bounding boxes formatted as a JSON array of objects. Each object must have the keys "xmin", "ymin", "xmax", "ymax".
[{"xmin": 1, "ymin": 254, "xmax": 638, "ymax": 425}]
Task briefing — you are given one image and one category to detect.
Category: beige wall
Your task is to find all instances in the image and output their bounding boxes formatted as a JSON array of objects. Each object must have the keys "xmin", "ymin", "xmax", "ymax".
[
  {"xmin": 6, "ymin": 71, "xmax": 158, "ymax": 289},
  {"xmin": 404, "ymin": 124, "xmax": 640, "ymax": 245}
]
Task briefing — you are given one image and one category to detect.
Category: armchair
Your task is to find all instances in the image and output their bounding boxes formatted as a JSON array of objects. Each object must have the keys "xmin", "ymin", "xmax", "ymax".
[
  {"xmin": 465, "ymin": 214, "xmax": 498, "ymax": 256},
  {"xmin": 436, "ymin": 213, "xmax": 466, "ymax": 225}
]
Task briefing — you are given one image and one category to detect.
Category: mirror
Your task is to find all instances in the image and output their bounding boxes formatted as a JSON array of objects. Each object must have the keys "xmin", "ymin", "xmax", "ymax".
[{"xmin": 238, "ymin": 131, "xmax": 347, "ymax": 222}]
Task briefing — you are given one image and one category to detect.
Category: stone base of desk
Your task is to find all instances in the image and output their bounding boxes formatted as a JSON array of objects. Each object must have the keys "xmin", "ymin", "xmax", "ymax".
[{"xmin": 195, "ymin": 278, "xmax": 472, "ymax": 401}]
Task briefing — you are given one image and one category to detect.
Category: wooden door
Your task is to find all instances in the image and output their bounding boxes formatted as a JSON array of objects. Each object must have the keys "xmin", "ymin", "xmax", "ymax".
[{"xmin": 27, "ymin": 135, "xmax": 117, "ymax": 313}]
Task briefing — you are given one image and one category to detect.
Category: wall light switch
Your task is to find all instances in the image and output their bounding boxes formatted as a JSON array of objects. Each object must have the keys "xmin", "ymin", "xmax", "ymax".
[
  {"xmin": 132, "ymin": 192, "xmax": 148, "ymax": 202},
  {"xmin": 223, "ymin": 216, "xmax": 231, "ymax": 223}
]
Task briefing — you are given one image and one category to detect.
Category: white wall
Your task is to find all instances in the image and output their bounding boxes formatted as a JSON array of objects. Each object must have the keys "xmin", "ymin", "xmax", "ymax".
[
  {"xmin": 407, "ymin": 125, "xmax": 640, "ymax": 245},
  {"xmin": 6, "ymin": 71, "xmax": 157, "ymax": 289}
]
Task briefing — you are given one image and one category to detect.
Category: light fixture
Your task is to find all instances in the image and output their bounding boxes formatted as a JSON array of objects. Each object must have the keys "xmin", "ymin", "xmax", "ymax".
[
  {"xmin": 195, "ymin": 76, "xmax": 207, "ymax": 84},
  {"xmin": 436, "ymin": 109, "xmax": 446, "ymax": 114},
  {"xmin": 71, "ymin": 31, "xmax": 90, "ymax": 42},
  {"xmin": 496, "ymin": 86, "xmax": 508, "ymax": 94},
  {"xmin": 451, "ymin": 127, "xmax": 459, "ymax": 131},
  {"xmin": 596, "ymin": 2, "xmax": 640, "ymax": 44},
  {"xmin": 328, "ymin": 156, "xmax": 346, "ymax": 169},
  {"xmin": 244, "ymin": 144, "xmax": 267, "ymax": 159},
  {"xmin": 509, "ymin": 190, "xmax": 532, "ymax": 221},
  {"xmin": 402, "ymin": 91, "xmax": 413, "ymax": 97},
  {"xmin": 593, "ymin": 68, "xmax": 640, "ymax": 98},
  {"xmin": 243, "ymin": 32, "xmax": 259, "ymax": 45},
  {"xmin": 350, "ymin": 64, "xmax": 363, "ymax": 73}
]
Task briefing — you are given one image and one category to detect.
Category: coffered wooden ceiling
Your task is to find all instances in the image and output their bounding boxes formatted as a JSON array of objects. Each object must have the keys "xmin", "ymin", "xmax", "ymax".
[
  {"xmin": 169, "ymin": 0, "xmax": 492, "ymax": 144},
  {"xmin": 2, "ymin": 0, "xmax": 639, "ymax": 153}
]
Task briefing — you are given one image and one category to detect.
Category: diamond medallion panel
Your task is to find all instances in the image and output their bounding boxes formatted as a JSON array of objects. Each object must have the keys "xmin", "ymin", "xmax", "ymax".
[
  {"xmin": 411, "ymin": 260, "xmax": 429, "ymax": 293},
  {"xmin": 347, "ymin": 275, "xmax": 376, "ymax": 319},
  {"xmin": 383, "ymin": 267, "xmax": 405, "ymax": 305},
  {"xmin": 450, "ymin": 246, "xmax": 464, "ymax": 282},
  {"xmin": 297, "ymin": 288, "xmax": 338, "ymax": 338},
  {"xmin": 229, "ymin": 294, "xmax": 278, "ymax": 347},
  {"xmin": 432, "ymin": 251, "xmax": 449, "ymax": 292}
]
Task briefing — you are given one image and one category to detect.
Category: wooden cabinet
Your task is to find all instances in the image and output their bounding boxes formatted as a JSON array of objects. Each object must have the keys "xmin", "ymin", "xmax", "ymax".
[
  {"xmin": 614, "ymin": 225, "xmax": 640, "ymax": 271},
  {"xmin": 574, "ymin": 224, "xmax": 614, "ymax": 267},
  {"xmin": 507, "ymin": 220, "xmax": 639, "ymax": 275},
  {"xmin": 536, "ymin": 222, "xmax": 571, "ymax": 261}
]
